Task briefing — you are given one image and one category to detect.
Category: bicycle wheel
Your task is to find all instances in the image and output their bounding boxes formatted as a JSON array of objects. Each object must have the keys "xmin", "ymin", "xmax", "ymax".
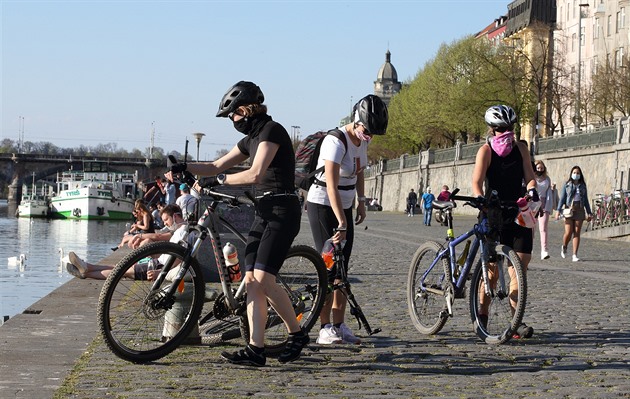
[
  {"xmin": 240, "ymin": 245, "xmax": 327, "ymax": 355},
  {"xmin": 469, "ymin": 244, "xmax": 526, "ymax": 345},
  {"xmin": 407, "ymin": 241, "xmax": 452, "ymax": 335},
  {"xmin": 198, "ymin": 293, "xmax": 243, "ymax": 345},
  {"xmin": 98, "ymin": 242, "xmax": 205, "ymax": 363}
]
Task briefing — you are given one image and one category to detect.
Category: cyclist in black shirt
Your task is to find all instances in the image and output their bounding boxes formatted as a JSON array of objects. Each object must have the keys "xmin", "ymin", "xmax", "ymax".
[
  {"xmin": 472, "ymin": 105, "xmax": 537, "ymax": 339},
  {"xmin": 169, "ymin": 81, "xmax": 306, "ymax": 366}
]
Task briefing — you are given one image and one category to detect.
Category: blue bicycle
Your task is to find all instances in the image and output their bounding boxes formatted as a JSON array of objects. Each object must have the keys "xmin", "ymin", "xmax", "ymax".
[{"xmin": 406, "ymin": 189, "xmax": 527, "ymax": 344}]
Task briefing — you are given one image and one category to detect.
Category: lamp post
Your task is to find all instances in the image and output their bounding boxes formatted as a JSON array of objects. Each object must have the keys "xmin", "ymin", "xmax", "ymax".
[
  {"xmin": 290, "ymin": 125, "xmax": 300, "ymax": 144},
  {"xmin": 192, "ymin": 132, "xmax": 205, "ymax": 162},
  {"xmin": 575, "ymin": 3, "xmax": 590, "ymax": 131}
]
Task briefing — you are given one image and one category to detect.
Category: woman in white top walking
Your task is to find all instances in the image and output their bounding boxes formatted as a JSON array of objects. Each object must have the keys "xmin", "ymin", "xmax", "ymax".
[{"xmin": 534, "ymin": 160, "xmax": 554, "ymax": 260}]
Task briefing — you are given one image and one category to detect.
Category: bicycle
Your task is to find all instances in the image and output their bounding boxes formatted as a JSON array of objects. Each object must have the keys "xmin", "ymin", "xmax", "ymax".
[
  {"xmin": 326, "ymin": 232, "xmax": 382, "ymax": 338},
  {"xmin": 97, "ymin": 181, "xmax": 328, "ymax": 363},
  {"xmin": 407, "ymin": 189, "xmax": 527, "ymax": 345}
]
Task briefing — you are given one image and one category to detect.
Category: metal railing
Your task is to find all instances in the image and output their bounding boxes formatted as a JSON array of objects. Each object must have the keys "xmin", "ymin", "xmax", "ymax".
[{"xmin": 537, "ymin": 126, "xmax": 616, "ymax": 154}]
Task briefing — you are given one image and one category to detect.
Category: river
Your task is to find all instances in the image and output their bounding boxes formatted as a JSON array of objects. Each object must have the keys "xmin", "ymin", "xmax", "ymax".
[{"xmin": 0, "ymin": 201, "xmax": 130, "ymax": 321}]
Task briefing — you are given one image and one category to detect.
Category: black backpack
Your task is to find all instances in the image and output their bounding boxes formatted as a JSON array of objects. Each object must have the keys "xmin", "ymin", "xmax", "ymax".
[{"xmin": 294, "ymin": 129, "xmax": 348, "ymax": 191}]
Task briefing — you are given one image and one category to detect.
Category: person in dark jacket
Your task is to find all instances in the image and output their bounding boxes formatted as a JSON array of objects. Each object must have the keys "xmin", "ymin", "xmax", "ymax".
[{"xmin": 555, "ymin": 165, "xmax": 592, "ymax": 262}]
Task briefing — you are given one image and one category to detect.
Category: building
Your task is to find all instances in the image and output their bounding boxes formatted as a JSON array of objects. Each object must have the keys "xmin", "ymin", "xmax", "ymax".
[{"xmin": 374, "ymin": 50, "xmax": 402, "ymax": 106}]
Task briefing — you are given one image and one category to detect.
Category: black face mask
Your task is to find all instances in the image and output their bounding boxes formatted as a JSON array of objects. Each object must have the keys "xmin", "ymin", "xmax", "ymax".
[
  {"xmin": 233, "ymin": 117, "xmax": 252, "ymax": 134},
  {"xmin": 535, "ymin": 170, "xmax": 544, "ymax": 176}
]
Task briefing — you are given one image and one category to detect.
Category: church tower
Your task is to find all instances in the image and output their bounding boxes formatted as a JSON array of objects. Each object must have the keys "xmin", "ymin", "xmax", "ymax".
[{"xmin": 374, "ymin": 50, "xmax": 401, "ymax": 105}]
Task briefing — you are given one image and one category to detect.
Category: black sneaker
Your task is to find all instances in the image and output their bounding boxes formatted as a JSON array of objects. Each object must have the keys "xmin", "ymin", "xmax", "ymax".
[
  {"xmin": 278, "ymin": 330, "xmax": 310, "ymax": 363},
  {"xmin": 221, "ymin": 345, "xmax": 266, "ymax": 367},
  {"xmin": 513, "ymin": 323, "xmax": 534, "ymax": 339}
]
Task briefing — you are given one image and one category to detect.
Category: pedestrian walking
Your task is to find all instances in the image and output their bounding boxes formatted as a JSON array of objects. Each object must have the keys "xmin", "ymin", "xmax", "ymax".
[
  {"xmin": 421, "ymin": 187, "xmax": 435, "ymax": 226},
  {"xmin": 407, "ymin": 189, "xmax": 418, "ymax": 217},
  {"xmin": 534, "ymin": 160, "xmax": 554, "ymax": 260},
  {"xmin": 555, "ymin": 165, "xmax": 592, "ymax": 262}
]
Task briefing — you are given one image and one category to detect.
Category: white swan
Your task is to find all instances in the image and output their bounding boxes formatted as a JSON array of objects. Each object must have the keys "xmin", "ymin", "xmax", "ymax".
[{"xmin": 8, "ymin": 254, "xmax": 26, "ymax": 268}]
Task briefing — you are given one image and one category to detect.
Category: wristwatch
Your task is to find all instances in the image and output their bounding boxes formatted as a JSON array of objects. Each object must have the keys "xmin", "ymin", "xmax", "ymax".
[{"xmin": 217, "ymin": 173, "xmax": 226, "ymax": 185}]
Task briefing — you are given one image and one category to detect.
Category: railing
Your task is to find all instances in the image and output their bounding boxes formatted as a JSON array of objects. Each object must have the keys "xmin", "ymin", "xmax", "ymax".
[{"xmin": 537, "ymin": 126, "xmax": 616, "ymax": 154}]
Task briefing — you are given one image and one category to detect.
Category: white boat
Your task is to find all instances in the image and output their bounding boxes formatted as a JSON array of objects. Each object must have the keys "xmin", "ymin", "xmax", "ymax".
[
  {"xmin": 49, "ymin": 161, "xmax": 138, "ymax": 220},
  {"xmin": 16, "ymin": 173, "xmax": 51, "ymax": 218}
]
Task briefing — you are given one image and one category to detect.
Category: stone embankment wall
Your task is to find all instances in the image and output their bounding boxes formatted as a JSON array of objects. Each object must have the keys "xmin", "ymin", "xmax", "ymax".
[{"xmin": 366, "ymin": 140, "xmax": 630, "ymax": 217}]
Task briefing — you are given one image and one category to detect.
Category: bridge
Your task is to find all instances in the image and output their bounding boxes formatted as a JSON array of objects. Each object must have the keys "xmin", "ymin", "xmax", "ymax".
[{"xmin": 0, "ymin": 153, "xmax": 167, "ymax": 205}]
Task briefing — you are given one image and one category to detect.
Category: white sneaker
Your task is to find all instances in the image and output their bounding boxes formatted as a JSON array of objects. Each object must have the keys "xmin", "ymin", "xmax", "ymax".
[
  {"xmin": 338, "ymin": 322, "xmax": 361, "ymax": 345},
  {"xmin": 316, "ymin": 324, "xmax": 342, "ymax": 345},
  {"xmin": 572, "ymin": 254, "xmax": 580, "ymax": 262},
  {"xmin": 68, "ymin": 251, "xmax": 88, "ymax": 277},
  {"xmin": 560, "ymin": 246, "xmax": 566, "ymax": 259},
  {"xmin": 65, "ymin": 263, "xmax": 85, "ymax": 279},
  {"xmin": 541, "ymin": 251, "xmax": 550, "ymax": 260}
]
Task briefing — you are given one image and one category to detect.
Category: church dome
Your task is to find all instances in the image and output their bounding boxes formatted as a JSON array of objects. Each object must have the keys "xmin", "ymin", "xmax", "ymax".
[{"xmin": 376, "ymin": 50, "xmax": 398, "ymax": 81}]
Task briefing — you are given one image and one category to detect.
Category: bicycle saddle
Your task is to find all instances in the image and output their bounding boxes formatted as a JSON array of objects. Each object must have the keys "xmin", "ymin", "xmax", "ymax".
[{"xmin": 432, "ymin": 200, "xmax": 457, "ymax": 210}]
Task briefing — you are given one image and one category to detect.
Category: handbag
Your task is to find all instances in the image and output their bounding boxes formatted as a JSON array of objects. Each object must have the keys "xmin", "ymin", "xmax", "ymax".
[{"xmin": 562, "ymin": 208, "xmax": 573, "ymax": 218}]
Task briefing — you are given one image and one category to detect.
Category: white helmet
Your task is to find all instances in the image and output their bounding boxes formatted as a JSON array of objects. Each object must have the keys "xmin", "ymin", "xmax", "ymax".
[{"xmin": 484, "ymin": 105, "xmax": 517, "ymax": 128}]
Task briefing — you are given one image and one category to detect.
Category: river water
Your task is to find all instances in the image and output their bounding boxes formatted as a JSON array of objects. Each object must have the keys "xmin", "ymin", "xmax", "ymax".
[{"xmin": 0, "ymin": 201, "xmax": 129, "ymax": 320}]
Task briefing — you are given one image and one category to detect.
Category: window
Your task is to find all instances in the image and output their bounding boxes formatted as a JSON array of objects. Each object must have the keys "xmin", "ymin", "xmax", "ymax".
[
  {"xmin": 622, "ymin": 8, "xmax": 626, "ymax": 30},
  {"xmin": 594, "ymin": 17, "xmax": 600, "ymax": 39},
  {"xmin": 572, "ymin": 32, "xmax": 577, "ymax": 52},
  {"xmin": 608, "ymin": 14, "xmax": 612, "ymax": 36},
  {"xmin": 617, "ymin": 11, "xmax": 621, "ymax": 33},
  {"xmin": 616, "ymin": 47, "xmax": 624, "ymax": 67}
]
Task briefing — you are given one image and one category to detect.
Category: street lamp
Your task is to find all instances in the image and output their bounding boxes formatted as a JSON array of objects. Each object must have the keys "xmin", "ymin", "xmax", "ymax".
[
  {"xmin": 575, "ymin": 3, "xmax": 590, "ymax": 131},
  {"xmin": 291, "ymin": 126, "xmax": 300, "ymax": 144},
  {"xmin": 192, "ymin": 132, "xmax": 205, "ymax": 162}
]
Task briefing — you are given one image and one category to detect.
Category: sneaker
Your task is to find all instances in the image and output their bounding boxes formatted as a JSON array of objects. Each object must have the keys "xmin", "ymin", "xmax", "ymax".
[
  {"xmin": 338, "ymin": 322, "xmax": 361, "ymax": 345},
  {"xmin": 541, "ymin": 251, "xmax": 550, "ymax": 260},
  {"xmin": 560, "ymin": 245, "xmax": 567, "ymax": 259},
  {"xmin": 65, "ymin": 263, "xmax": 85, "ymax": 279},
  {"xmin": 278, "ymin": 329, "xmax": 310, "ymax": 363},
  {"xmin": 316, "ymin": 324, "xmax": 342, "ymax": 345},
  {"xmin": 572, "ymin": 254, "xmax": 580, "ymax": 262},
  {"xmin": 512, "ymin": 323, "xmax": 534, "ymax": 339},
  {"xmin": 221, "ymin": 345, "xmax": 266, "ymax": 367},
  {"xmin": 68, "ymin": 252, "xmax": 88, "ymax": 277}
]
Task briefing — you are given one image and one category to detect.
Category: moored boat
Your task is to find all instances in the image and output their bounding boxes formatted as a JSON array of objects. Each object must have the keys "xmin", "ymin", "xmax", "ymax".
[
  {"xmin": 16, "ymin": 173, "xmax": 51, "ymax": 218},
  {"xmin": 49, "ymin": 161, "xmax": 138, "ymax": 220}
]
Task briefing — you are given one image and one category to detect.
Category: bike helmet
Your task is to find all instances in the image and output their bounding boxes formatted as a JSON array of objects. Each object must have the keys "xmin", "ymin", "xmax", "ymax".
[
  {"xmin": 216, "ymin": 81, "xmax": 265, "ymax": 117},
  {"xmin": 353, "ymin": 94, "xmax": 388, "ymax": 135},
  {"xmin": 484, "ymin": 105, "xmax": 517, "ymax": 128}
]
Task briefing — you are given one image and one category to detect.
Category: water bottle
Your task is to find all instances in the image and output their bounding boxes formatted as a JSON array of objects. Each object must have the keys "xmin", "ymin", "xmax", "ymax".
[
  {"xmin": 515, "ymin": 197, "xmax": 536, "ymax": 228},
  {"xmin": 146, "ymin": 258, "xmax": 159, "ymax": 281},
  {"xmin": 223, "ymin": 242, "xmax": 241, "ymax": 282},
  {"xmin": 321, "ymin": 239, "xmax": 335, "ymax": 270}
]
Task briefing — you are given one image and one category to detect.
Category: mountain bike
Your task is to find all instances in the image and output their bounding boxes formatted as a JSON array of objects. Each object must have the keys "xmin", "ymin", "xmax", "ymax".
[
  {"xmin": 326, "ymin": 233, "xmax": 381, "ymax": 338},
  {"xmin": 97, "ymin": 182, "xmax": 328, "ymax": 363},
  {"xmin": 407, "ymin": 189, "xmax": 527, "ymax": 344}
]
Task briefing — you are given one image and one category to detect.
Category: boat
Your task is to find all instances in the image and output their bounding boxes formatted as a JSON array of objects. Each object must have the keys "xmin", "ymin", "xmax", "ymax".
[
  {"xmin": 16, "ymin": 173, "xmax": 51, "ymax": 218},
  {"xmin": 49, "ymin": 161, "xmax": 139, "ymax": 220}
]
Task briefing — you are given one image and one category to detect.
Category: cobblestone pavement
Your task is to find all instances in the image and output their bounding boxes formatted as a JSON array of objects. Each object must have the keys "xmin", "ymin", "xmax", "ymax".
[{"xmin": 17, "ymin": 212, "xmax": 630, "ymax": 398}]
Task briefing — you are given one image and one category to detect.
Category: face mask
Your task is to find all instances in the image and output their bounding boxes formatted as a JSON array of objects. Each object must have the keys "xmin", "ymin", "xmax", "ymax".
[
  {"xmin": 571, "ymin": 173, "xmax": 581, "ymax": 181},
  {"xmin": 490, "ymin": 131, "xmax": 514, "ymax": 157},
  {"xmin": 535, "ymin": 170, "xmax": 544, "ymax": 176},
  {"xmin": 233, "ymin": 118, "xmax": 252, "ymax": 134},
  {"xmin": 354, "ymin": 127, "xmax": 372, "ymax": 142}
]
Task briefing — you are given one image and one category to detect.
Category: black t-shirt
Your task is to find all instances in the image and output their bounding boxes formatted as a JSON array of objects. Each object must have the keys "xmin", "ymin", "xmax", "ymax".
[
  {"xmin": 237, "ymin": 117, "xmax": 295, "ymax": 193},
  {"xmin": 485, "ymin": 144, "xmax": 525, "ymax": 223}
]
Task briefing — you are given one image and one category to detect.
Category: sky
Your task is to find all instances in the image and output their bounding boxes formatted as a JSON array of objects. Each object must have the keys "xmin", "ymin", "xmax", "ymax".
[{"xmin": 1, "ymin": 0, "xmax": 512, "ymax": 160}]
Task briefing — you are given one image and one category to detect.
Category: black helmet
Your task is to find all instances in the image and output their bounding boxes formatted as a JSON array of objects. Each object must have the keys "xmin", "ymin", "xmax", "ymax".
[
  {"xmin": 216, "ymin": 81, "xmax": 265, "ymax": 117},
  {"xmin": 484, "ymin": 105, "xmax": 517, "ymax": 128},
  {"xmin": 353, "ymin": 94, "xmax": 388, "ymax": 135}
]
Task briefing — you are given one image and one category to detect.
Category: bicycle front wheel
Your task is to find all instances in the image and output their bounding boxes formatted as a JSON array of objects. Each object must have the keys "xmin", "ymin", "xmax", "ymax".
[
  {"xmin": 98, "ymin": 242, "xmax": 206, "ymax": 363},
  {"xmin": 407, "ymin": 241, "xmax": 451, "ymax": 335},
  {"xmin": 469, "ymin": 244, "xmax": 526, "ymax": 345},
  {"xmin": 240, "ymin": 245, "xmax": 327, "ymax": 355}
]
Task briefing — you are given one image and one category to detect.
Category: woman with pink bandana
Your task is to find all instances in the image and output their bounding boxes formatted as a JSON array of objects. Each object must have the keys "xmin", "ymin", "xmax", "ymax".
[{"xmin": 471, "ymin": 105, "xmax": 538, "ymax": 339}]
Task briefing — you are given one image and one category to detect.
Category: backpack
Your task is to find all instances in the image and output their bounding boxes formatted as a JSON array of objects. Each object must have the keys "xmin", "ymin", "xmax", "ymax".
[{"xmin": 295, "ymin": 128, "xmax": 348, "ymax": 191}]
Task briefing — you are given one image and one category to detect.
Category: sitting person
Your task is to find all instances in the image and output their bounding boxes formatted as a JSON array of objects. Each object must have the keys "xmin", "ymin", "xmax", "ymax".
[
  {"xmin": 67, "ymin": 205, "xmax": 187, "ymax": 280},
  {"xmin": 113, "ymin": 200, "xmax": 155, "ymax": 250},
  {"xmin": 176, "ymin": 183, "xmax": 199, "ymax": 221}
]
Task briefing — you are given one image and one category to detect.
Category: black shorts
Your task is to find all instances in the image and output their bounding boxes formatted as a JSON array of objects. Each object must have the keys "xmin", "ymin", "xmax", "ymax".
[
  {"xmin": 244, "ymin": 195, "xmax": 301, "ymax": 276},
  {"xmin": 306, "ymin": 201, "xmax": 354, "ymax": 283},
  {"xmin": 499, "ymin": 222, "xmax": 533, "ymax": 254}
]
